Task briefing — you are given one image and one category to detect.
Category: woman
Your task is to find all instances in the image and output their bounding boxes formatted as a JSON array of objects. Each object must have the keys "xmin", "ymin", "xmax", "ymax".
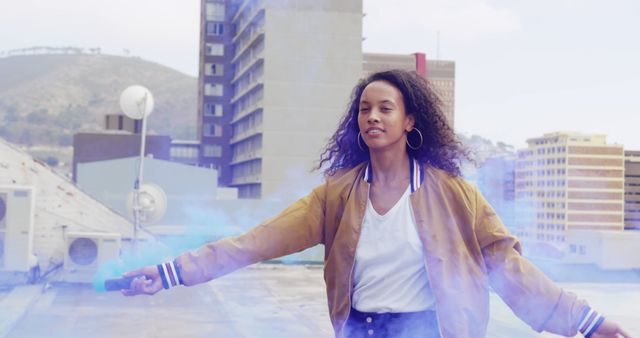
[{"xmin": 123, "ymin": 70, "xmax": 630, "ymax": 338}]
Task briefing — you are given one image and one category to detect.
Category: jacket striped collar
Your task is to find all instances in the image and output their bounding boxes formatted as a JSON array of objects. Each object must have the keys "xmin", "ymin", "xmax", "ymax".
[{"xmin": 363, "ymin": 157, "xmax": 425, "ymax": 193}]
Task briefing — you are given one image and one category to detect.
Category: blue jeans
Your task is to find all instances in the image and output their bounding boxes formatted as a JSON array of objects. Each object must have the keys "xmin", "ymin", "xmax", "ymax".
[{"xmin": 344, "ymin": 307, "xmax": 441, "ymax": 338}]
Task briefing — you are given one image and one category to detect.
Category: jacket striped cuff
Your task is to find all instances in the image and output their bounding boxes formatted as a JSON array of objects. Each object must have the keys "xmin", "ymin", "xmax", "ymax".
[
  {"xmin": 578, "ymin": 307, "xmax": 605, "ymax": 338},
  {"xmin": 156, "ymin": 259, "xmax": 183, "ymax": 289}
]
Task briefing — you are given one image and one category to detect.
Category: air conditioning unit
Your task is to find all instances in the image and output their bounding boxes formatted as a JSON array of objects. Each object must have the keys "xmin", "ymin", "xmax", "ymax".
[
  {"xmin": 63, "ymin": 232, "xmax": 122, "ymax": 283},
  {"xmin": 0, "ymin": 185, "xmax": 36, "ymax": 272}
]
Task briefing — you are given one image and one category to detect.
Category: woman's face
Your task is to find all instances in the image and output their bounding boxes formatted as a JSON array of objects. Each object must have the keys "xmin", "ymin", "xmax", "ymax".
[{"xmin": 357, "ymin": 80, "xmax": 414, "ymax": 152}]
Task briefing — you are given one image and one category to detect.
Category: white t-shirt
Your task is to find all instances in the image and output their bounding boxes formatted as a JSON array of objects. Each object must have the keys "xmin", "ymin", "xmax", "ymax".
[{"xmin": 352, "ymin": 186, "xmax": 435, "ymax": 313}]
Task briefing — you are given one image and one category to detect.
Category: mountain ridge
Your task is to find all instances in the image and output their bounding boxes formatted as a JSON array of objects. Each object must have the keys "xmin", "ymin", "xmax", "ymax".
[{"xmin": 0, "ymin": 53, "xmax": 198, "ymax": 146}]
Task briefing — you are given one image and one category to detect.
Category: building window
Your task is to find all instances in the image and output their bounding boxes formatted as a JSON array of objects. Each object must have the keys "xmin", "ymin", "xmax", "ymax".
[
  {"xmin": 206, "ymin": 22, "xmax": 224, "ymax": 36},
  {"xmin": 205, "ymin": 83, "xmax": 223, "ymax": 96},
  {"xmin": 203, "ymin": 123, "xmax": 223, "ymax": 137},
  {"xmin": 205, "ymin": 63, "xmax": 223, "ymax": 76},
  {"xmin": 170, "ymin": 146, "xmax": 198, "ymax": 159},
  {"xmin": 205, "ymin": 43, "xmax": 224, "ymax": 56},
  {"xmin": 203, "ymin": 145, "xmax": 222, "ymax": 157},
  {"xmin": 206, "ymin": 3, "xmax": 225, "ymax": 21},
  {"xmin": 238, "ymin": 184, "xmax": 261, "ymax": 199},
  {"xmin": 204, "ymin": 103, "xmax": 223, "ymax": 116}
]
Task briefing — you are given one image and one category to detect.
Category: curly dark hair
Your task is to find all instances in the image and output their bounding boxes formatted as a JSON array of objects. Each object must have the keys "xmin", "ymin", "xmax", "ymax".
[{"xmin": 316, "ymin": 69, "xmax": 470, "ymax": 177}]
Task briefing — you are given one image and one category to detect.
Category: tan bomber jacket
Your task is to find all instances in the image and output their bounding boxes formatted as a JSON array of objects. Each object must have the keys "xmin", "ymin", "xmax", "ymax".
[{"xmin": 174, "ymin": 160, "xmax": 594, "ymax": 338}]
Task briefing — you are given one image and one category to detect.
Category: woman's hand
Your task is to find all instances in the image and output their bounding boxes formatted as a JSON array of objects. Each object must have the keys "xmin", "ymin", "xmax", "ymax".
[
  {"xmin": 590, "ymin": 318, "xmax": 633, "ymax": 338},
  {"xmin": 121, "ymin": 265, "xmax": 164, "ymax": 296}
]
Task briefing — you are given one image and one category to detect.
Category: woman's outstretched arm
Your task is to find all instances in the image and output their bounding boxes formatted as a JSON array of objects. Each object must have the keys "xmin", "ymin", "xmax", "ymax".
[
  {"xmin": 122, "ymin": 183, "xmax": 327, "ymax": 296},
  {"xmin": 473, "ymin": 187, "xmax": 632, "ymax": 337}
]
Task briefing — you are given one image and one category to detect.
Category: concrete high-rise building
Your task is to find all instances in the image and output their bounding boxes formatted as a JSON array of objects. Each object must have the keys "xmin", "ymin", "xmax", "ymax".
[
  {"xmin": 624, "ymin": 151, "xmax": 640, "ymax": 230},
  {"xmin": 514, "ymin": 132, "xmax": 625, "ymax": 250},
  {"xmin": 198, "ymin": 0, "xmax": 363, "ymax": 198},
  {"xmin": 362, "ymin": 53, "xmax": 455, "ymax": 128}
]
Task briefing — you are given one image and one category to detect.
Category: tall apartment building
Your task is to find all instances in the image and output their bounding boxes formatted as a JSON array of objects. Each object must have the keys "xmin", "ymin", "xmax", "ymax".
[
  {"xmin": 198, "ymin": 0, "xmax": 363, "ymax": 198},
  {"xmin": 624, "ymin": 150, "xmax": 640, "ymax": 230},
  {"xmin": 362, "ymin": 53, "xmax": 455, "ymax": 128},
  {"xmin": 514, "ymin": 132, "xmax": 625, "ymax": 249}
]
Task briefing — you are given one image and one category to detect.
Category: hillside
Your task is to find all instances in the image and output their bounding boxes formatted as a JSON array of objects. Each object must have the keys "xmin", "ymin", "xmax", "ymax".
[{"xmin": 0, "ymin": 53, "xmax": 197, "ymax": 146}]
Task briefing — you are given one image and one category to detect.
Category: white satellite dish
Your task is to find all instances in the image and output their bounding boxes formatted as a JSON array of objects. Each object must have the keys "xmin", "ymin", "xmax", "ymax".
[
  {"xmin": 125, "ymin": 183, "xmax": 167, "ymax": 225},
  {"xmin": 119, "ymin": 85, "xmax": 154, "ymax": 120}
]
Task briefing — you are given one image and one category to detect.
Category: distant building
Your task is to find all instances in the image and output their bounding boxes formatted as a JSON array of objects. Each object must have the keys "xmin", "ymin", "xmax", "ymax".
[
  {"xmin": 76, "ymin": 157, "xmax": 232, "ymax": 227},
  {"xmin": 198, "ymin": 0, "xmax": 363, "ymax": 198},
  {"xmin": 104, "ymin": 114, "xmax": 142, "ymax": 134},
  {"xmin": 170, "ymin": 140, "xmax": 201, "ymax": 166},
  {"xmin": 363, "ymin": 52, "xmax": 428, "ymax": 77},
  {"xmin": 74, "ymin": 113, "xmax": 205, "ymax": 179},
  {"xmin": 564, "ymin": 230, "xmax": 640, "ymax": 270},
  {"xmin": 624, "ymin": 150, "xmax": 640, "ymax": 230},
  {"xmin": 476, "ymin": 154, "xmax": 516, "ymax": 228},
  {"xmin": 72, "ymin": 132, "xmax": 171, "ymax": 182},
  {"xmin": 74, "ymin": 113, "xmax": 174, "ymax": 181},
  {"xmin": 514, "ymin": 132, "xmax": 625, "ymax": 258},
  {"xmin": 362, "ymin": 52, "xmax": 455, "ymax": 128},
  {"xmin": 74, "ymin": 112, "xmax": 239, "ymax": 225}
]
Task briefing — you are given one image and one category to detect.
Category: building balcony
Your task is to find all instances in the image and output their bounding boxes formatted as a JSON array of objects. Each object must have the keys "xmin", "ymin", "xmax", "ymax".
[
  {"xmin": 230, "ymin": 174, "xmax": 261, "ymax": 186},
  {"xmin": 232, "ymin": 55, "xmax": 264, "ymax": 85},
  {"xmin": 229, "ymin": 125, "xmax": 262, "ymax": 145},
  {"xmin": 232, "ymin": 2, "xmax": 265, "ymax": 39},
  {"xmin": 231, "ymin": 101, "xmax": 262, "ymax": 124},
  {"xmin": 230, "ymin": 79, "xmax": 263, "ymax": 104},
  {"xmin": 233, "ymin": 26, "xmax": 264, "ymax": 63},
  {"xmin": 230, "ymin": 0, "xmax": 250, "ymax": 21},
  {"xmin": 230, "ymin": 149, "xmax": 262, "ymax": 165}
]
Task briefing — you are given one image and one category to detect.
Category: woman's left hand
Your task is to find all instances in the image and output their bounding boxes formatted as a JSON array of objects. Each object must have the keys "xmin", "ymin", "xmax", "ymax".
[{"xmin": 590, "ymin": 318, "xmax": 633, "ymax": 338}]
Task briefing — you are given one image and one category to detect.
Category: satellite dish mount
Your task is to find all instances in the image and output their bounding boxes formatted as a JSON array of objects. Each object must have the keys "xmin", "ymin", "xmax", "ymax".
[{"xmin": 119, "ymin": 85, "xmax": 165, "ymax": 250}]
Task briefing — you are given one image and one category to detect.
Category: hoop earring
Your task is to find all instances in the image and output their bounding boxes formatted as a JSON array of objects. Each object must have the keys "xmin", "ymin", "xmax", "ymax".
[
  {"xmin": 357, "ymin": 132, "xmax": 367, "ymax": 151},
  {"xmin": 406, "ymin": 128, "xmax": 424, "ymax": 150}
]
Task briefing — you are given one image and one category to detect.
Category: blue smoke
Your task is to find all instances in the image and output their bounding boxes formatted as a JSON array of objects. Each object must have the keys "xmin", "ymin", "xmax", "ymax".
[{"xmin": 92, "ymin": 183, "xmax": 319, "ymax": 292}]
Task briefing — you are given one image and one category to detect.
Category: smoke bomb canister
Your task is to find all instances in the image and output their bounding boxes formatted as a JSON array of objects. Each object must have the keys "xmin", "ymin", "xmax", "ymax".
[{"xmin": 104, "ymin": 276, "xmax": 136, "ymax": 291}]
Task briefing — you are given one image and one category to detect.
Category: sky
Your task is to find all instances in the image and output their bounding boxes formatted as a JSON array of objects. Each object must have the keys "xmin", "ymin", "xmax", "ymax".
[{"xmin": 1, "ymin": 0, "xmax": 639, "ymax": 149}]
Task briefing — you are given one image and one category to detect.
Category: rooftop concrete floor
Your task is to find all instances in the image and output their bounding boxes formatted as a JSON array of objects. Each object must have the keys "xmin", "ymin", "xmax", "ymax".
[{"xmin": 2, "ymin": 264, "xmax": 640, "ymax": 338}]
